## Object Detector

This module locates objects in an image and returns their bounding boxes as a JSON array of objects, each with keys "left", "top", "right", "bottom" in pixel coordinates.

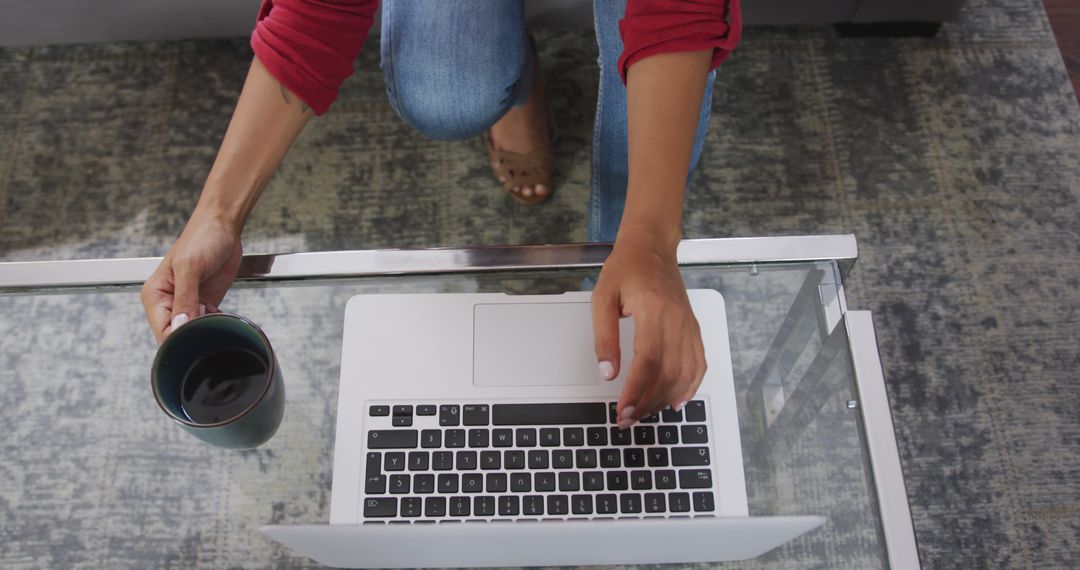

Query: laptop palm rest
[{"left": 472, "top": 302, "right": 634, "bottom": 387}]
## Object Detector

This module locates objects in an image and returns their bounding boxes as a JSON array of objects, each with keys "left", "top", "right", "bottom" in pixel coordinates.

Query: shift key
[{"left": 368, "top": 430, "right": 418, "bottom": 449}]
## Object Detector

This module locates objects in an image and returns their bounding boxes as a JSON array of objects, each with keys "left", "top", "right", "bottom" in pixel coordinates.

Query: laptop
[{"left": 263, "top": 290, "right": 824, "bottom": 567}]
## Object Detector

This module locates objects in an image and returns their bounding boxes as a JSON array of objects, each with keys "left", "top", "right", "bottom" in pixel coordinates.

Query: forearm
[
  {"left": 619, "top": 49, "right": 713, "bottom": 250},
  {"left": 193, "top": 55, "right": 313, "bottom": 230}
]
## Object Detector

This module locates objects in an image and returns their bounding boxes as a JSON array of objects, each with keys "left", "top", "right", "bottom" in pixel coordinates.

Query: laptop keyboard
[{"left": 359, "top": 400, "right": 717, "bottom": 523}]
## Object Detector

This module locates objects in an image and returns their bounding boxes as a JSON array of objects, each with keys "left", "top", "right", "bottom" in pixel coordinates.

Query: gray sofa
[{"left": 1, "top": 0, "right": 965, "bottom": 47}]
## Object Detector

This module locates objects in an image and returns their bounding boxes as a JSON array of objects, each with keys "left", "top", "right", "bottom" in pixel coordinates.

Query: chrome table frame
[{"left": 0, "top": 234, "right": 918, "bottom": 569}]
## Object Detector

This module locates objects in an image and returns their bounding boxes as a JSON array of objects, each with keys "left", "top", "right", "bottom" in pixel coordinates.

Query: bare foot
[{"left": 488, "top": 40, "right": 551, "bottom": 200}]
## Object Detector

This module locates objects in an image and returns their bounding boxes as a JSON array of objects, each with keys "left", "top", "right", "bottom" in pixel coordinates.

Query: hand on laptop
[
  {"left": 140, "top": 212, "right": 243, "bottom": 344},
  {"left": 592, "top": 234, "right": 706, "bottom": 430}
]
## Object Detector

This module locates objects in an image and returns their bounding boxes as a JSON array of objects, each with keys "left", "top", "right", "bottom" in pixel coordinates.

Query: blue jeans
[{"left": 380, "top": 0, "right": 715, "bottom": 243}]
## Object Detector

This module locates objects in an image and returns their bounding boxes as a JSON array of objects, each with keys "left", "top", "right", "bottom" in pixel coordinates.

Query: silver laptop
[{"left": 263, "top": 290, "right": 824, "bottom": 567}]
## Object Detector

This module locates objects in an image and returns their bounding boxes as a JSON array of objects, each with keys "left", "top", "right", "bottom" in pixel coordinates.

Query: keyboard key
[
  {"left": 685, "top": 400, "right": 707, "bottom": 422},
  {"left": 528, "top": 450, "right": 550, "bottom": 469},
  {"left": 583, "top": 471, "right": 604, "bottom": 491},
  {"left": 408, "top": 451, "right": 429, "bottom": 471},
  {"left": 640, "top": 413, "right": 659, "bottom": 424},
  {"left": 480, "top": 450, "right": 501, "bottom": 470},
  {"left": 586, "top": 427, "right": 607, "bottom": 446},
  {"left": 574, "top": 449, "right": 597, "bottom": 469},
  {"left": 559, "top": 472, "right": 580, "bottom": 492},
  {"left": 365, "top": 475, "right": 386, "bottom": 494},
  {"left": 606, "top": 471, "right": 629, "bottom": 490},
  {"left": 661, "top": 408, "right": 683, "bottom": 423},
  {"left": 366, "top": 452, "right": 382, "bottom": 476},
  {"left": 522, "top": 495, "right": 545, "bottom": 516},
  {"left": 633, "top": 426, "right": 655, "bottom": 445},
  {"left": 463, "top": 404, "right": 490, "bottom": 426},
  {"left": 421, "top": 430, "right": 442, "bottom": 448},
  {"left": 499, "top": 496, "right": 520, "bottom": 516},
  {"left": 681, "top": 425, "right": 708, "bottom": 444},
  {"left": 486, "top": 473, "right": 507, "bottom": 493},
  {"left": 492, "top": 403, "right": 607, "bottom": 425},
  {"left": 547, "top": 495, "right": 569, "bottom": 515},
  {"left": 392, "top": 416, "right": 412, "bottom": 427},
  {"left": 432, "top": 451, "right": 453, "bottom": 471},
  {"left": 416, "top": 405, "right": 437, "bottom": 416},
  {"left": 658, "top": 425, "right": 680, "bottom": 445},
  {"left": 369, "top": 405, "right": 390, "bottom": 417},
  {"left": 445, "top": 429, "right": 466, "bottom": 448},
  {"left": 655, "top": 470, "right": 677, "bottom": 489},
  {"left": 679, "top": 469, "right": 713, "bottom": 489},
  {"left": 623, "top": 448, "right": 645, "bottom": 467},
  {"left": 669, "top": 492, "right": 691, "bottom": 512},
  {"left": 572, "top": 494, "right": 593, "bottom": 515},
  {"left": 600, "top": 449, "right": 621, "bottom": 468},
  {"left": 608, "top": 402, "right": 619, "bottom": 423},
  {"left": 693, "top": 491, "right": 715, "bottom": 512},
  {"left": 363, "top": 497, "right": 396, "bottom": 517},
  {"left": 644, "top": 493, "right": 666, "bottom": 513},
  {"left": 368, "top": 430, "right": 418, "bottom": 449},
  {"left": 384, "top": 452, "right": 405, "bottom": 471},
  {"left": 540, "top": 428, "right": 560, "bottom": 447},
  {"left": 456, "top": 451, "right": 478, "bottom": 470},
  {"left": 439, "top": 405, "right": 461, "bottom": 426},
  {"left": 389, "top": 474, "right": 409, "bottom": 494},
  {"left": 414, "top": 474, "right": 435, "bottom": 494},
  {"left": 620, "top": 493, "right": 642, "bottom": 513},
  {"left": 438, "top": 473, "right": 459, "bottom": 493},
  {"left": 492, "top": 429, "right": 513, "bottom": 447},
  {"left": 552, "top": 450, "right": 574, "bottom": 469},
  {"left": 534, "top": 472, "right": 556, "bottom": 492},
  {"left": 647, "top": 448, "right": 669, "bottom": 467},
  {"left": 630, "top": 470, "right": 652, "bottom": 490},
  {"left": 392, "top": 405, "right": 413, "bottom": 417},
  {"left": 462, "top": 473, "right": 483, "bottom": 493},
  {"left": 474, "top": 496, "right": 496, "bottom": 516},
  {"left": 672, "top": 447, "right": 710, "bottom": 466},
  {"left": 562, "top": 427, "right": 585, "bottom": 446},
  {"left": 450, "top": 496, "right": 471, "bottom": 516},
  {"left": 425, "top": 496, "right": 447, "bottom": 517},
  {"left": 596, "top": 494, "right": 618, "bottom": 514},
  {"left": 516, "top": 428, "right": 537, "bottom": 447},
  {"left": 511, "top": 473, "right": 531, "bottom": 492},
  {"left": 504, "top": 450, "right": 526, "bottom": 470},
  {"left": 610, "top": 427, "right": 632, "bottom": 446},
  {"left": 468, "top": 429, "right": 489, "bottom": 448}
]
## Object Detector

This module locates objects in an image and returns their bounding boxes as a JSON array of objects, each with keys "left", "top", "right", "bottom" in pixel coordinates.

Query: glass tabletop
[{"left": 0, "top": 237, "right": 913, "bottom": 569}]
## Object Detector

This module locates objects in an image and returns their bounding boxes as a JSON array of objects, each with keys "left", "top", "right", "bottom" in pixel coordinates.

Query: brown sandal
[{"left": 485, "top": 131, "right": 554, "bottom": 205}]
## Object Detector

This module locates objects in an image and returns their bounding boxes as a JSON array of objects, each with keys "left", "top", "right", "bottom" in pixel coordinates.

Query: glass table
[{"left": 0, "top": 235, "right": 918, "bottom": 569}]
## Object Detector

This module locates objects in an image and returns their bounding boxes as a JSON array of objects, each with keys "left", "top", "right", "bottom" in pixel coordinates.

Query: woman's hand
[
  {"left": 140, "top": 212, "right": 244, "bottom": 344},
  {"left": 592, "top": 232, "right": 706, "bottom": 429}
]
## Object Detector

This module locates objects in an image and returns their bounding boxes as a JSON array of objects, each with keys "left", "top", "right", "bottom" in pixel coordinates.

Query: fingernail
[
  {"left": 618, "top": 405, "right": 636, "bottom": 421},
  {"left": 598, "top": 361, "right": 615, "bottom": 381},
  {"left": 617, "top": 418, "right": 636, "bottom": 430},
  {"left": 197, "top": 304, "right": 206, "bottom": 317},
  {"left": 171, "top": 313, "right": 189, "bottom": 330},
  {"left": 675, "top": 400, "right": 688, "bottom": 412}
]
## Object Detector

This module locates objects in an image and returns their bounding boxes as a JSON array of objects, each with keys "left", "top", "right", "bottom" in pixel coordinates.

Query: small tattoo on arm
[{"left": 279, "top": 83, "right": 311, "bottom": 114}]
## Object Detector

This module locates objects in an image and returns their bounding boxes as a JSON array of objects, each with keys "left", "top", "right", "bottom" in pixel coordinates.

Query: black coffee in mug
[{"left": 179, "top": 348, "right": 270, "bottom": 424}]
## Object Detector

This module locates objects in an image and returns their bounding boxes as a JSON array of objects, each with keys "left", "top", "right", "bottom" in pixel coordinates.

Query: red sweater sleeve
[
  {"left": 250, "top": 0, "right": 378, "bottom": 115},
  {"left": 618, "top": 0, "right": 742, "bottom": 83}
]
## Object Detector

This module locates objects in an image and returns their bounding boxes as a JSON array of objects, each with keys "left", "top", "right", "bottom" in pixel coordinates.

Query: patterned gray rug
[{"left": 1, "top": 0, "right": 1079, "bottom": 567}]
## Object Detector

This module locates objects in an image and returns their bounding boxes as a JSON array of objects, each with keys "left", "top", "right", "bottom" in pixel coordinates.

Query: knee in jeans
[{"left": 391, "top": 77, "right": 508, "bottom": 141}]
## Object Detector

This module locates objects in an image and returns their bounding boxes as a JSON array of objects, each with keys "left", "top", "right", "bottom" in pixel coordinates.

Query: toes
[
  {"left": 535, "top": 185, "right": 548, "bottom": 196},
  {"left": 522, "top": 187, "right": 534, "bottom": 197}
]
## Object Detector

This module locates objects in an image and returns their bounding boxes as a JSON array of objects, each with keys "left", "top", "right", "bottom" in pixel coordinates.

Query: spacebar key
[
  {"left": 367, "top": 430, "right": 418, "bottom": 449},
  {"left": 492, "top": 403, "right": 607, "bottom": 425}
]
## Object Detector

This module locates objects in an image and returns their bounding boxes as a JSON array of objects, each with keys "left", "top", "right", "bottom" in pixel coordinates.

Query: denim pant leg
[
  {"left": 589, "top": 1, "right": 717, "bottom": 243},
  {"left": 380, "top": 0, "right": 532, "bottom": 141}
]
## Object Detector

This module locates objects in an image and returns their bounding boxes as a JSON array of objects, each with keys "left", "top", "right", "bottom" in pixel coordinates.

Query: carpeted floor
[{"left": 1, "top": 0, "right": 1079, "bottom": 567}]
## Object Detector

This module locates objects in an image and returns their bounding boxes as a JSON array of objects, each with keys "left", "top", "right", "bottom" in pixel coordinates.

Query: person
[{"left": 141, "top": 0, "right": 741, "bottom": 430}]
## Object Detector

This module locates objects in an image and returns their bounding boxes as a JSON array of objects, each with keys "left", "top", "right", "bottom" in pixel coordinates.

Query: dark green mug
[{"left": 151, "top": 313, "right": 285, "bottom": 449}]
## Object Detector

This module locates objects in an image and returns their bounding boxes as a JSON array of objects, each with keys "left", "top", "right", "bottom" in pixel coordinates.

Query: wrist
[{"left": 614, "top": 219, "right": 682, "bottom": 255}]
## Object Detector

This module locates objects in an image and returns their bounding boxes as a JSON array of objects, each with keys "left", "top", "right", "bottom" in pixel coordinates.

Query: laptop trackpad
[{"left": 473, "top": 302, "right": 631, "bottom": 387}]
